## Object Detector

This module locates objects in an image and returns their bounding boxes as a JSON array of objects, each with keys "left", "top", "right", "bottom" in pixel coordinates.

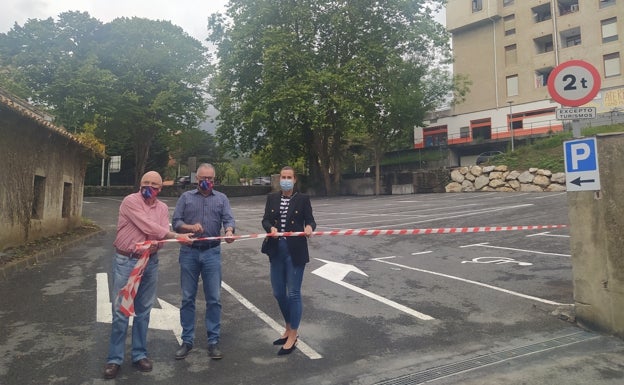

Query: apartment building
[{"left": 417, "top": 0, "right": 623, "bottom": 166}]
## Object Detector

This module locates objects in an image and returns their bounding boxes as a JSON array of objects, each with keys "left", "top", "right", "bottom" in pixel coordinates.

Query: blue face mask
[
  {"left": 199, "top": 179, "right": 214, "bottom": 192},
  {"left": 141, "top": 186, "right": 157, "bottom": 200},
  {"left": 280, "top": 179, "right": 294, "bottom": 191}
]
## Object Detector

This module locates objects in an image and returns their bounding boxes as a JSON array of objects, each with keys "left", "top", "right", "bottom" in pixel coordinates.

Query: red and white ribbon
[
  {"left": 137, "top": 224, "right": 568, "bottom": 247},
  {"left": 116, "top": 247, "right": 151, "bottom": 317}
]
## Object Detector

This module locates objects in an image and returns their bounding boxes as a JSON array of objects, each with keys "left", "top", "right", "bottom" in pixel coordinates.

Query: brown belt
[{"left": 115, "top": 248, "right": 155, "bottom": 259}]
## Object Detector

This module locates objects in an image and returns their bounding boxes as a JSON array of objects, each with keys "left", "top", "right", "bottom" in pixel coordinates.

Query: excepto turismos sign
[{"left": 556, "top": 107, "right": 596, "bottom": 120}]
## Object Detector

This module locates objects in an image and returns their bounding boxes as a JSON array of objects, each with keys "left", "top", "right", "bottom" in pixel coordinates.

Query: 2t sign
[
  {"left": 548, "top": 60, "right": 601, "bottom": 107},
  {"left": 564, "top": 138, "right": 601, "bottom": 191}
]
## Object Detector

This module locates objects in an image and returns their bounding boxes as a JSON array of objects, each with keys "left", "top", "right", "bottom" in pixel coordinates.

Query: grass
[{"left": 481, "top": 124, "right": 624, "bottom": 173}]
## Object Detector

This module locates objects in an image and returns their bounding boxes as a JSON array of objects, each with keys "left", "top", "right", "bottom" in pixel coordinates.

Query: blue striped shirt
[{"left": 172, "top": 189, "right": 235, "bottom": 237}]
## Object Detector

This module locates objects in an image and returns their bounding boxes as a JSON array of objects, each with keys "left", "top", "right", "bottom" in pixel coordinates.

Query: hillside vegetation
[{"left": 484, "top": 124, "right": 624, "bottom": 173}]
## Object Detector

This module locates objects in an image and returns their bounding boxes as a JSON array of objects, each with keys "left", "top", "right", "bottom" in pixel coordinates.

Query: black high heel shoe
[
  {"left": 277, "top": 339, "right": 297, "bottom": 355},
  {"left": 273, "top": 337, "right": 288, "bottom": 345}
]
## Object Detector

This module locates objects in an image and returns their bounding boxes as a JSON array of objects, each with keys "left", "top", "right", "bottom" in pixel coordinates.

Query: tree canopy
[
  {"left": 0, "top": 11, "right": 212, "bottom": 185},
  {"left": 208, "top": 0, "right": 454, "bottom": 195}
]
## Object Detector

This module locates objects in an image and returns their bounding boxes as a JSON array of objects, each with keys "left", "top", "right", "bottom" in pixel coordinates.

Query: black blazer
[{"left": 261, "top": 191, "right": 316, "bottom": 266}]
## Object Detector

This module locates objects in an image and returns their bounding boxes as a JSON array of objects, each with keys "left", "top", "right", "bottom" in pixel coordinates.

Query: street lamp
[{"left": 507, "top": 101, "right": 514, "bottom": 152}]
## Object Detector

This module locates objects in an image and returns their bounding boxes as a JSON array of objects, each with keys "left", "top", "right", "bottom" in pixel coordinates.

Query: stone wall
[{"left": 445, "top": 165, "right": 567, "bottom": 192}]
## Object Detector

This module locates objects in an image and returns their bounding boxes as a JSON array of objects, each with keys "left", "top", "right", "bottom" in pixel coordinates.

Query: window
[
  {"left": 505, "top": 44, "right": 517, "bottom": 65},
  {"left": 602, "top": 18, "right": 618, "bottom": 43},
  {"left": 534, "top": 35, "right": 554, "bottom": 53},
  {"left": 504, "top": 14, "right": 516, "bottom": 36},
  {"left": 32, "top": 175, "right": 46, "bottom": 219},
  {"left": 472, "top": 0, "right": 482, "bottom": 12},
  {"left": 534, "top": 68, "right": 552, "bottom": 88},
  {"left": 62, "top": 182, "right": 72, "bottom": 218},
  {"left": 561, "top": 27, "right": 582, "bottom": 48},
  {"left": 599, "top": 0, "right": 616, "bottom": 9},
  {"left": 604, "top": 53, "right": 621, "bottom": 77},
  {"left": 460, "top": 126, "right": 470, "bottom": 138},
  {"left": 503, "top": 0, "right": 514, "bottom": 6},
  {"left": 506, "top": 75, "right": 519, "bottom": 97},
  {"left": 532, "top": 4, "right": 551, "bottom": 23},
  {"left": 471, "top": 118, "right": 492, "bottom": 140}
]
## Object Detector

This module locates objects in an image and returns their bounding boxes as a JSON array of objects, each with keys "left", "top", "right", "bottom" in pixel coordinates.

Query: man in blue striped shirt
[{"left": 172, "top": 163, "right": 235, "bottom": 361}]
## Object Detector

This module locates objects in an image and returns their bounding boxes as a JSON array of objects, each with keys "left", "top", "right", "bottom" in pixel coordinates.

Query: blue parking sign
[
  {"left": 565, "top": 138, "right": 597, "bottom": 172},
  {"left": 564, "top": 137, "right": 600, "bottom": 191}
]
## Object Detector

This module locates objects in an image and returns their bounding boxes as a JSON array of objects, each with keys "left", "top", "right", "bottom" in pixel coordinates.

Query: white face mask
[{"left": 280, "top": 179, "right": 294, "bottom": 191}]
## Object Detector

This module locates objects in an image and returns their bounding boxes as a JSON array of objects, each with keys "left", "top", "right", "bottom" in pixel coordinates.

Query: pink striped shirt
[{"left": 113, "top": 192, "right": 170, "bottom": 254}]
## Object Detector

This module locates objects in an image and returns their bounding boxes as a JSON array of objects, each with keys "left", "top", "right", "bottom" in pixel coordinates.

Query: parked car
[
  {"left": 476, "top": 151, "right": 504, "bottom": 165},
  {"left": 177, "top": 175, "right": 191, "bottom": 186},
  {"left": 252, "top": 176, "right": 271, "bottom": 185}
]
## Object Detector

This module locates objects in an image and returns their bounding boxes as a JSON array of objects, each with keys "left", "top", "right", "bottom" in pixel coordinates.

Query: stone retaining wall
[{"left": 445, "top": 165, "right": 567, "bottom": 192}]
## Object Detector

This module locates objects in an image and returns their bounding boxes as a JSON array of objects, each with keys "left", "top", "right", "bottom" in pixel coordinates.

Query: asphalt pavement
[{"left": 1, "top": 192, "right": 624, "bottom": 385}]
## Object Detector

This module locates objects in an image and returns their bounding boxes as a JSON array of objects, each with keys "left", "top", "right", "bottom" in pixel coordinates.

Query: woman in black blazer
[{"left": 261, "top": 166, "right": 316, "bottom": 355}]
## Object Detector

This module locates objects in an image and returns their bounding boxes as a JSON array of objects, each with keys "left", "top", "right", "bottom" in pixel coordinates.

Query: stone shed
[{"left": 0, "top": 89, "right": 97, "bottom": 250}]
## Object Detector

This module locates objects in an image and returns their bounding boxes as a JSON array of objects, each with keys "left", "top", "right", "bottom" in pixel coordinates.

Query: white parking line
[
  {"left": 372, "top": 256, "right": 572, "bottom": 306},
  {"left": 221, "top": 282, "right": 323, "bottom": 360},
  {"left": 320, "top": 204, "right": 534, "bottom": 229},
  {"left": 526, "top": 231, "right": 570, "bottom": 238},
  {"left": 460, "top": 242, "right": 571, "bottom": 257}
]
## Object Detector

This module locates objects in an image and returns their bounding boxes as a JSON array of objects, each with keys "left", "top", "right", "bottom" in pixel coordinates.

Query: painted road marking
[
  {"left": 461, "top": 257, "right": 532, "bottom": 266},
  {"left": 221, "top": 282, "right": 322, "bottom": 360},
  {"left": 461, "top": 242, "right": 571, "bottom": 257},
  {"left": 97, "top": 273, "right": 322, "bottom": 358},
  {"left": 96, "top": 273, "right": 183, "bottom": 344},
  {"left": 372, "top": 256, "right": 571, "bottom": 306},
  {"left": 526, "top": 231, "right": 570, "bottom": 238},
  {"left": 312, "top": 258, "right": 435, "bottom": 320}
]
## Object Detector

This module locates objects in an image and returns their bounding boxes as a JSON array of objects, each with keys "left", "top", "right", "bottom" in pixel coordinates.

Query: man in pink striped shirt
[{"left": 103, "top": 171, "right": 192, "bottom": 380}]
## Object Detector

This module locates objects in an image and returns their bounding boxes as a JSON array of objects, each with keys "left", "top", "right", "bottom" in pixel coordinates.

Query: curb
[{"left": 0, "top": 227, "right": 105, "bottom": 281}]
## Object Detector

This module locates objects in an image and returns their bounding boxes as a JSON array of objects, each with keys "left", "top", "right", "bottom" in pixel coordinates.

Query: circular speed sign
[{"left": 547, "top": 60, "right": 601, "bottom": 107}]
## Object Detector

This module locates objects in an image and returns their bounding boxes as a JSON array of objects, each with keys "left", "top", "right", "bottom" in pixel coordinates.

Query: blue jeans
[
  {"left": 179, "top": 245, "right": 222, "bottom": 346},
  {"left": 107, "top": 253, "right": 159, "bottom": 365},
  {"left": 270, "top": 239, "right": 306, "bottom": 329}
]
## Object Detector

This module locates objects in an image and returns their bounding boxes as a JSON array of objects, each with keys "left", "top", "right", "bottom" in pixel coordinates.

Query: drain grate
[{"left": 374, "top": 331, "right": 598, "bottom": 385}]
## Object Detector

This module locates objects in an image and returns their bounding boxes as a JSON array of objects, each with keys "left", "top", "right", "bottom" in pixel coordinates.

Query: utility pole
[{"left": 508, "top": 101, "right": 514, "bottom": 151}]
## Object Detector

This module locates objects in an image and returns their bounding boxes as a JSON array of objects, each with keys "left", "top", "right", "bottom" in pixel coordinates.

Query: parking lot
[{"left": 2, "top": 191, "right": 624, "bottom": 385}]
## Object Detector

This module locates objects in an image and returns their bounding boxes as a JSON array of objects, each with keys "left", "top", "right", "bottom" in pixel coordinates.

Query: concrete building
[
  {"left": 0, "top": 89, "right": 98, "bottom": 250},
  {"left": 417, "top": 0, "right": 624, "bottom": 166}
]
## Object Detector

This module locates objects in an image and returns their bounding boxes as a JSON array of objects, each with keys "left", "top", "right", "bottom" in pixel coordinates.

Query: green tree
[
  {"left": 208, "top": 0, "right": 453, "bottom": 195},
  {"left": 0, "top": 12, "right": 211, "bottom": 185}
]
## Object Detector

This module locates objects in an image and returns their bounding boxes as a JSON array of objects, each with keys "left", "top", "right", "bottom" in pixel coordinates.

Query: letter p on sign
[{"left": 570, "top": 143, "right": 590, "bottom": 170}]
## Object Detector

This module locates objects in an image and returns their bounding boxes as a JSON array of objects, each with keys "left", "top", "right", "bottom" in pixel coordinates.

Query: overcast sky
[
  {"left": 0, "top": 0, "right": 230, "bottom": 42},
  {"left": 1, "top": 1, "right": 444, "bottom": 42}
]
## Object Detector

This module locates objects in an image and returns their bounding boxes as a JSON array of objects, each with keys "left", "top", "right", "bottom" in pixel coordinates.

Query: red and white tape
[{"left": 137, "top": 224, "right": 567, "bottom": 248}]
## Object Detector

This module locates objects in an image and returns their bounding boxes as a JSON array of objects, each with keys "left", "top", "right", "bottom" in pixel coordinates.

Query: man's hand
[
  {"left": 269, "top": 227, "right": 278, "bottom": 237},
  {"left": 185, "top": 223, "right": 203, "bottom": 234},
  {"left": 224, "top": 228, "right": 235, "bottom": 244},
  {"left": 176, "top": 233, "right": 195, "bottom": 246},
  {"left": 304, "top": 225, "right": 313, "bottom": 237}
]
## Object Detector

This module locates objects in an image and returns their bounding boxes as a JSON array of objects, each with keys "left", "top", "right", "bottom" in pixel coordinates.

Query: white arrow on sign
[
  {"left": 96, "top": 272, "right": 183, "bottom": 344},
  {"left": 311, "top": 258, "right": 434, "bottom": 320}
]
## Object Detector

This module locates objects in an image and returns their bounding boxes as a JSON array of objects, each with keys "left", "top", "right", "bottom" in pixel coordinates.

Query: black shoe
[
  {"left": 208, "top": 343, "right": 223, "bottom": 360},
  {"left": 175, "top": 342, "right": 192, "bottom": 360},
  {"left": 277, "top": 340, "right": 297, "bottom": 356},
  {"left": 273, "top": 337, "right": 288, "bottom": 345}
]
